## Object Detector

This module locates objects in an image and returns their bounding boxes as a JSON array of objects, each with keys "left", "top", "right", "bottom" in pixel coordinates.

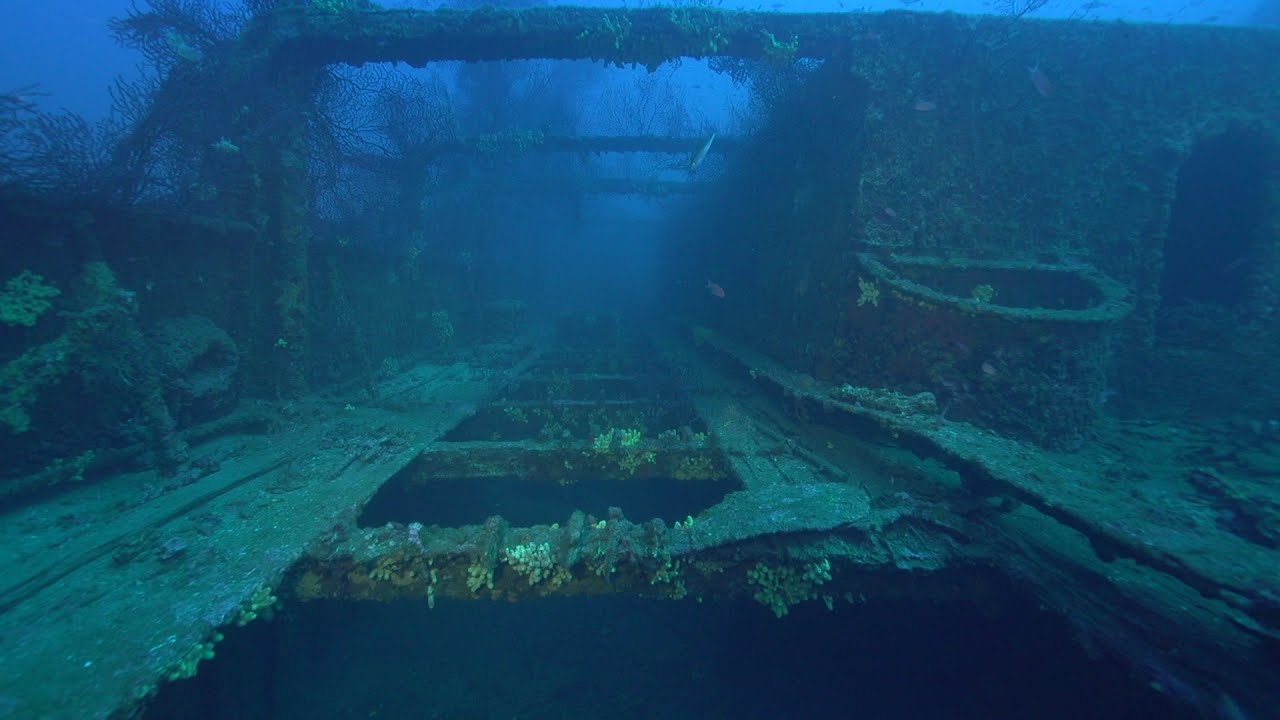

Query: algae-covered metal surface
[
  {"left": 1, "top": 1, "right": 1278, "bottom": 718},
  {"left": 0, "top": 350, "right": 540, "bottom": 719},
  {"left": 284, "top": 329, "right": 957, "bottom": 623},
  {"left": 687, "top": 326, "right": 1280, "bottom": 711},
  {"left": 2, "top": 318, "right": 1276, "bottom": 717},
  {"left": 255, "top": 5, "right": 898, "bottom": 68}
]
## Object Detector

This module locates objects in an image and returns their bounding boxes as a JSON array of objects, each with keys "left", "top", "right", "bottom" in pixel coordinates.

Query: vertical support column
[
  {"left": 270, "top": 116, "right": 311, "bottom": 398},
  {"left": 1252, "top": 158, "right": 1280, "bottom": 328},
  {"left": 219, "top": 22, "right": 322, "bottom": 400}
]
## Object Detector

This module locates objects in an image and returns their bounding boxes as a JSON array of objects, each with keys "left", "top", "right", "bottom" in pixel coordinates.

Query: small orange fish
[
  {"left": 1028, "top": 64, "right": 1054, "bottom": 98},
  {"left": 706, "top": 280, "right": 726, "bottom": 299}
]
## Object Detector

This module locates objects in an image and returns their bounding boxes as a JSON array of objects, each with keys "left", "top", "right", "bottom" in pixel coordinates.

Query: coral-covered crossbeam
[{"left": 254, "top": 4, "right": 881, "bottom": 69}]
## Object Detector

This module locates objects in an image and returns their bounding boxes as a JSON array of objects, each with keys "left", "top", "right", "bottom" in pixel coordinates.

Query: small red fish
[
  {"left": 706, "top": 280, "right": 726, "bottom": 299},
  {"left": 1028, "top": 64, "right": 1054, "bottom": 98}
]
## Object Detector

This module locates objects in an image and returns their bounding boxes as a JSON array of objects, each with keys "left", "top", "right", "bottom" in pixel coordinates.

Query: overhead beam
[
  {"left": 251, "top": 5, "right": 885, "bottom": 69},
  {"left": 539, "top": 177, "right": 708, "bottom": 195},
  {"left": 439, "top": 134, "right": 738, "bottom": 155}
]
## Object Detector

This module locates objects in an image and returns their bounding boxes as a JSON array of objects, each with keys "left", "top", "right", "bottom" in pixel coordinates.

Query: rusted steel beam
[
  {"left": 432, "top": 135, "right": 738, "bottom": 155},
  {"left": 576, "top": 178, "right": 706, "bottom": 195},
  {"left": 531, "top": 134, "right": 736, "bottom": 154},
  {"left": 250, "top": 5, "right": 884, "bottom": 68},
  {"left": 403, "top": 440, "right": 728, "bottom": 481},
  {"left": 289, "top": 498, "right": 968, "bottom": 609}
]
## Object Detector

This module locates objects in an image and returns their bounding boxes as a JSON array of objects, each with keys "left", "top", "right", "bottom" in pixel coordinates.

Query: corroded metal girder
[
  {"left": 250, "top": 5, "right": 886, "bottom": 69},
  {"left": 286, "top": 332, "right": 975, "bottom": 616},
  {"left": 403, "top": 440, "right": 727, "bottom": 480},
  {"left": 289, "top": 495, "right": 972, "bottom": 614},
  {"left": 439, "top": 135, "right": 740, "bottom": 155}
]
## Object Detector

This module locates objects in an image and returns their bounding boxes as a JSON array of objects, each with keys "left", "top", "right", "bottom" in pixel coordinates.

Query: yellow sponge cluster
[
  {"left": 747, "top": 558, "right": 832, "bottom": 618},
  {"left": 502, "top": 542, "right": 555, "bottom": 586}
]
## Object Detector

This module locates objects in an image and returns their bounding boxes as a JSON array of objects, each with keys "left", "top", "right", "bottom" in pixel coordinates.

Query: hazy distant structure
[{"left": 1253, "top": 0, "right": 1280, "bottom": 24}]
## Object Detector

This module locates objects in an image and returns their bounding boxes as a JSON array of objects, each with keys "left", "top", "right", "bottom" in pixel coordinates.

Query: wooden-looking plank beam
[{"left": 252, "top": 5, "right": 884, "bottom": 68}]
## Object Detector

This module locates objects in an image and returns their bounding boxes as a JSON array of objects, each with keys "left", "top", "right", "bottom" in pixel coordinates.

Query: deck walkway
[
  {"left": 0, "top": 349, "right": 539, "bottom": 720},
  {"left": 3, "top": 326, "right": 1276, "bottom": 718}
]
